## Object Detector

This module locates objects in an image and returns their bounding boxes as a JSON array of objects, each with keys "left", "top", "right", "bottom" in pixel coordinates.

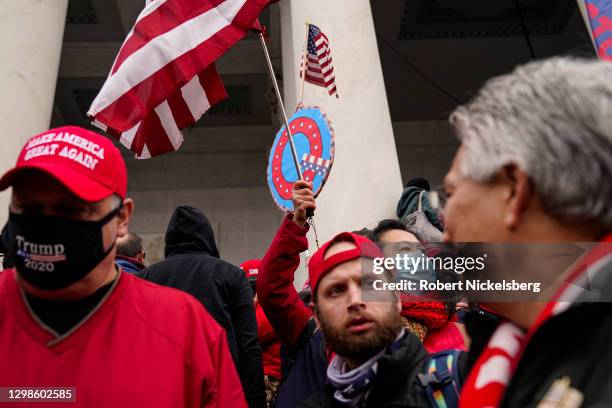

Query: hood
[
  {"left": 396, "top": 185, "right": 444, "bottom": 232},
  {"left": 164, "top": 206, "right": 220, "bottom": 258}
]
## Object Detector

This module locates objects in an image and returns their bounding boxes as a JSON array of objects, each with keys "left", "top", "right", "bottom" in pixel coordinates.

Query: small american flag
[
  {"left": 301, "top": 24, "right": 339, "bottom": 98},
  {"left": 88, "top": 0, "right": 272, "bottom": 158},
  {"left": 586, "top": 0, "right": 612, "bottom": 61},
  {"left": 300, "top": 153, "right": 331, "bottom": 179}
]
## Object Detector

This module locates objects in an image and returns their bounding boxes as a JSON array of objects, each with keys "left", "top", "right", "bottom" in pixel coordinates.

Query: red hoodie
[
  {"left": 256, "top": 303, "right": 282, "bottom": 380},
  {"left": 258, "top": 215, "right": 311, "bottom": 346},
  {"left": 0, "top": 270, "right": 246, "bottom": 407}
]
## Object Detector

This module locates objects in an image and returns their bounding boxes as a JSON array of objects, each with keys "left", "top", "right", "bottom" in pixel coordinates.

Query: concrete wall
[
  {"left": 130, "top": 187, "right": 284, "bottom": 267},
  {"left": 394, "top": 120, "right": 459, "bottom": 188}
]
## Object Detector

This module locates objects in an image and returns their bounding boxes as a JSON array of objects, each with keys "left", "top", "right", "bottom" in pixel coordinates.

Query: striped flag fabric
[
  {"left": 88, "top": 0, "right": 272, "bottom": 158},
  {"left": 586, "top": 0, "right": 612, "bottom": 61},
  {"left": 301, "top": 24, "right": 339, "bottom": 98},
  {"left": 300, "top": 153, "right": 331, "bottom": 179}
]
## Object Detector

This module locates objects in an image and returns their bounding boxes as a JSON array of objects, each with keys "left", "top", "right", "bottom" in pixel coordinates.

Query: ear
[
  {"left": 499, "top": 165, "right": 532, "bottom": 231},
  {"left": 395, "top": 299, "right": 402, "bottom": 315},
  {"left": 310, "top": 302, "right": 321, "bottom": 328},
  {"left": 116, "top": 198, "right": 134, "bottom": 238}
]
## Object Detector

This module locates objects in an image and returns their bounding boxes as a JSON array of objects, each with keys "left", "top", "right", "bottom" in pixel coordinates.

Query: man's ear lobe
[{"left": 501, "top": 165, "right": 532, "bottom": 230}]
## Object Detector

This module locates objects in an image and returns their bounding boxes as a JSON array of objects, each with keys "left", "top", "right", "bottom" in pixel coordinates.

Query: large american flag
[
  {"left": 586, "top": 0, "right": 612, "bottom": 61},
  {"left": 88, "top": 0, "right": 272, "bottom": 158},
  {"left": 301, "top": 24, "right": 338, "bottom": 98}
]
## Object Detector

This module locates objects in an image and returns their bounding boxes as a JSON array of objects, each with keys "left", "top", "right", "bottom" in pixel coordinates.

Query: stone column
[
  {"left": 279, "top": 0, "right": 402, "bottom": 285},
  {"left": 0, "top": 0, "right": 68, "bottom": 221}
]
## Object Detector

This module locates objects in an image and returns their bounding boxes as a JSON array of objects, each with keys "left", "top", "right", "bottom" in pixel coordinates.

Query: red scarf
[
  {"left": 459, "top": 321, "right": 525, "bottom": 408},
  {"left": 401, "top": 300, "right": 449, "bottom": 329},
  {"left": 460, "top": 235, "right": 612, "bottom": 408}
]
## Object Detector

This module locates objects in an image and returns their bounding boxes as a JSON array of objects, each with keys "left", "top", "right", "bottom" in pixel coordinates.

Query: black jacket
[
  {"left": 500, "top": 251, "right": 612, "bottom": 407},
  {"left": 141, "top": 206, "right": 265, "bottom": 408},
  {"left": 298, "top": 331, "right": 431, "bottom": 408}
]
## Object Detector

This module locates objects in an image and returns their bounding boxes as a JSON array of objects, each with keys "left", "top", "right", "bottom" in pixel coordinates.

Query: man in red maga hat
[
  {"left": 298, "top": 228, "right": 431, "bottom": 407},
  {"left": 0, "top": 126, "right": 245, "bottom": 407}
]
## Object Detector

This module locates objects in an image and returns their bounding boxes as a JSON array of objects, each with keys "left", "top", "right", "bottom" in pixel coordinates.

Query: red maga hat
[
  {"left": 240, "top": 259, "right": 261, "bottom": 280},
  {"left": 308, "top": 232, "right": 383, "bottom": 296},
  {"left": 0, "top": 126, "right": 127, "bottom": 202}
]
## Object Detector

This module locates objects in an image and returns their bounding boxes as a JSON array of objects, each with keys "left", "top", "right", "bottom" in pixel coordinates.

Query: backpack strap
[
  {"left": 417, "top": 349, "right": 463, "bottom": 408},
  {"left": 417, "top": 190, "right": 425, "bottom": 212}
]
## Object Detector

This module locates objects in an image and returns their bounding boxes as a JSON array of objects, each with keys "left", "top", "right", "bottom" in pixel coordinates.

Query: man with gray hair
[{"left": 442, "top": 57, "right": 612, "bottom": 407}]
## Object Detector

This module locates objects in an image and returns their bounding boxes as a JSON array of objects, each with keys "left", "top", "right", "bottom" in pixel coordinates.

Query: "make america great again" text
[{"left": 23, "top": 131, "right": 105, "bottom": 170}]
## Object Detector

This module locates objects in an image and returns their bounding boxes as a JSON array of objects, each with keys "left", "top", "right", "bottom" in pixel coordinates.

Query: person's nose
[{"left": 346, "top": 282, "right": 365, "bottom": 311}]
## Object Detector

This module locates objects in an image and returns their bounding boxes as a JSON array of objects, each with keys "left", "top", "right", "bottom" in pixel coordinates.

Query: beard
[{"left": 317, "top": 303, "right": 403, "bottom": 363}]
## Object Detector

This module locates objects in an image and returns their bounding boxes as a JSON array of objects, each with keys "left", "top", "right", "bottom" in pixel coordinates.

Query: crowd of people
[{"left": 0, "top": 56, "right": 610, "bottom": 407}]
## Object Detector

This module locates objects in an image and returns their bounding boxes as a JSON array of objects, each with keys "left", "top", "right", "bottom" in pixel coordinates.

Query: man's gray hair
[{"left": 450, "top": 57, "right": 612, "bottom": 232}]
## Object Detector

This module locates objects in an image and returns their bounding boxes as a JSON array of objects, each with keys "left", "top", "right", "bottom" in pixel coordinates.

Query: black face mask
[{"left": 2, "top": 206, "right": 121, "bottom": 290}]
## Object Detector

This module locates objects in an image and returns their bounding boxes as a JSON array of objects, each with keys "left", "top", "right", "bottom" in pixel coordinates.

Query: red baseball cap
[
  {"left": 308, "top": 232, "right": 383, "bottom": 296},
  {"left": 0, "top": 126, "right": 127, "bottom": 202},
  {"left": 240, "top": 259, "right": 261, "bottom": 280}
]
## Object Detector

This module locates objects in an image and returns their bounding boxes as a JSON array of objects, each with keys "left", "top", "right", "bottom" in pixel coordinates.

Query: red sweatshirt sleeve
[
  {"left": 257, "top": 305, "right": 278, "bottom": 347},
  {"left": 257, "top": 215, "right": 312, "bottom": 346}
]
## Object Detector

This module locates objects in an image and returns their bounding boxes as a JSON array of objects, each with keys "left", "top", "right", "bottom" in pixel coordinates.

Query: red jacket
[
  {"left": 257, "top": 215, "right": 311, "bottom": 346},
  {"left": 256, "top": 303, "right": 282, "bottom": 380},
  {"left": 0, "top": 270, "right": 246, "bottom": 408}
]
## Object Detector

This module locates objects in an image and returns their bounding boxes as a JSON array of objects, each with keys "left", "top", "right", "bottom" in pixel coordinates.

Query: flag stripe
[
  {"left": 90, "top": 0, "right": 245, "bottom": 116},
  {"left": 121, "top": 65, "right": 226, "bottom": 156},
  {"left": 181, "top": 75, "right": 210, "bottom": 120},
  {"left": 112, "top": 0, "right": 229, "bottom": 74},
  {"left": 120, "top": 121, "right": 140, "bottom": 149},
  {"left": 306, "top": 78, "right": 326, "bottom": 87},
  {"left": 199, "top": 65, "right": 228, "bottom": 106},
  {"left": 155, "top": 101, "right": 183, "bottom": 150},
  {"left": 168, "top": 89, "right": 195, "bottom": 130},
  {"left": 141, "top": 145, "right": 152, "bottom": 159},
  {"left": 138, "top": 112, "right": 175, "bottom": 156}
]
